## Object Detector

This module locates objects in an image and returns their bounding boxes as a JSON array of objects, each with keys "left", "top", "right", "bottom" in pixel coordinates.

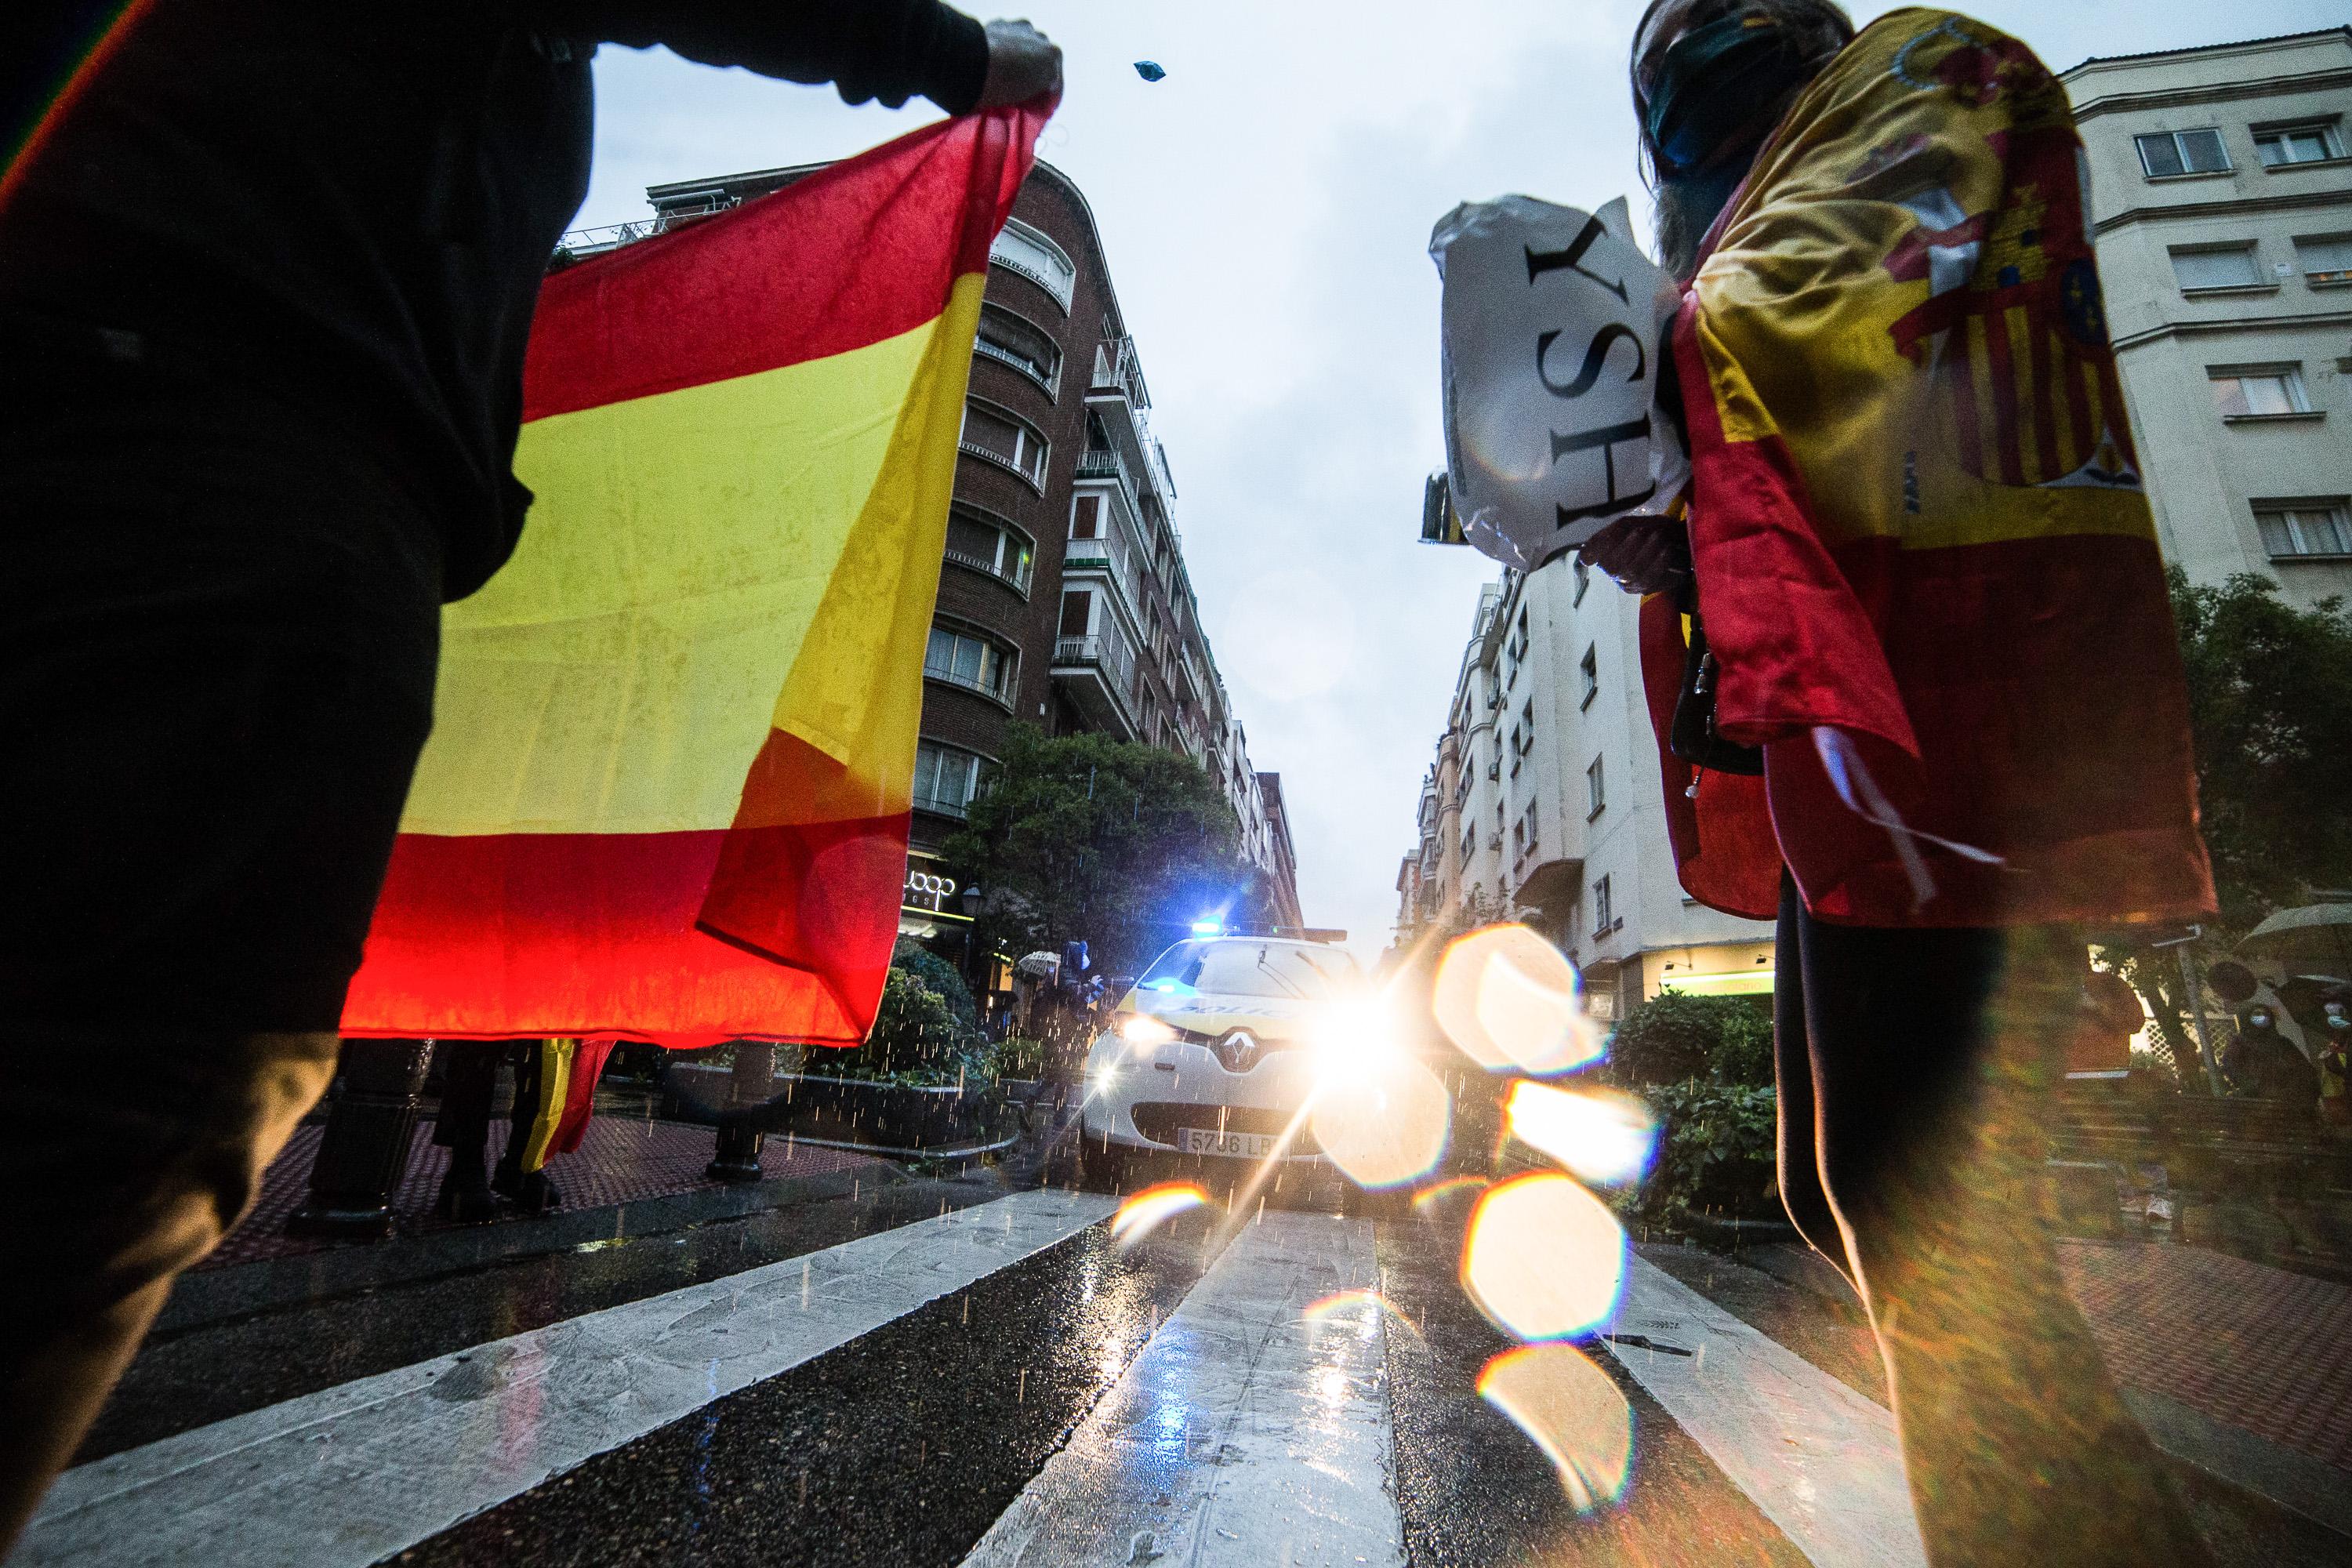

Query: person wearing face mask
[
  {"left": 1583, "top": 5, "right": 2219, "bottom": 1563},
  {"left": 2222, "top": 1004, "right": 2318, "bottom": 1108}
]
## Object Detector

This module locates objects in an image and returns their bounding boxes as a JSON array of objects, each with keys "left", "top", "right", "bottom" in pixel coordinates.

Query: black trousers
[
  {"left": 1773, "top": 877, "right": 2212, "bottom": 1566},
  {"left": 0, "top": 369, "right": 442, "bottom": 1550}
]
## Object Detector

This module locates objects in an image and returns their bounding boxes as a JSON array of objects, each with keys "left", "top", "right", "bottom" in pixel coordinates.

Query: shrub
[
  {"left": 1642, "top": 1080, "right": 1779, "bottom": 1221},
  {"left": 891, "top": 939, "right": 979, "bottom": 1030},
  {"left": 840, "top": 967, "right": 975, "bottom": 1084},
  {"left": 1609, "top": 990, "right": 1773, "bottom": 1088},
  {"left": 1608, "top": 989, "right": 1780, "bottom": 1231}
]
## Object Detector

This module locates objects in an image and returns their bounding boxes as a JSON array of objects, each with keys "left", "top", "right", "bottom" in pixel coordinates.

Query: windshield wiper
[{"left": 1254, "top": 947, "right": 1309, "bottom": 1000}]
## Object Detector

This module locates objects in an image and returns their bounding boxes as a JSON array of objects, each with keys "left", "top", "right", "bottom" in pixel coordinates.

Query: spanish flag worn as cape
[
  {"left": 340, "top": 104, "right": 1047, "bottom": 1047},
  {"left": 1644, "top": 9, "right": 2214, "bottom": 929}
]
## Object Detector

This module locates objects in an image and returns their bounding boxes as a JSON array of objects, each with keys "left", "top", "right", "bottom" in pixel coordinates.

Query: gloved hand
[
  {"left": 977, "top": 18, "right": 1062, "bottom": 107},
  {"left": 1578, "top": 512, "right": 1690, "bottom": 595}
]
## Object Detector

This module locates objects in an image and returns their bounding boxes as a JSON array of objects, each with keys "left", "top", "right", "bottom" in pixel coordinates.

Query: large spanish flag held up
[
  {"left": 340, "top": 103, "right": 1048, "bottom": 1048},
  {"left": 1645, "top": 9, "right": 2214, "bottom": 930}
]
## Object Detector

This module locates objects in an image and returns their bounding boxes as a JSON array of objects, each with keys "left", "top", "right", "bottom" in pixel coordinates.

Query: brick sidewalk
[
  {"left": 206, "top": 1108, "right": 881, "bottom": 1272},
  {"left": 2061, "top": 1240, "right": 2352, "bottom": 1472}
]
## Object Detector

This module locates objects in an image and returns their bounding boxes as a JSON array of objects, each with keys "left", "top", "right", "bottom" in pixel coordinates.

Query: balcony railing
[
  {"left": 942, "top": 543, "right": 1032, "bottom": 593},
  {"left": 1090, "top": 336, "right": 1151, "bottom": 410}
]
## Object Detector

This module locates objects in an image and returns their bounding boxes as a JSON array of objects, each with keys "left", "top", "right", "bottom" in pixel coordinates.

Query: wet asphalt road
[
  {"left": 397, "top": 1206, "right": 1230, "bottom": 1568},
  {"left": 57, "top": 1156, "right": 2352, "bottom": 1568},
  {"left": 82, "top": 1169, "right": 997, "bottom": 1462}
]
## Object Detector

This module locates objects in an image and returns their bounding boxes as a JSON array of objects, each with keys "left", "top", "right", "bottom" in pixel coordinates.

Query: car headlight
[{"left": 1117, "top": 1012, "right": 1178, "bottom": 1046}]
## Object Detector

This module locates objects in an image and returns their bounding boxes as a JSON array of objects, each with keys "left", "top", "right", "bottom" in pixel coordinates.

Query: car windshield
[{"left": 1136, "top": 940, "right": 1360, "bottom": 1000}]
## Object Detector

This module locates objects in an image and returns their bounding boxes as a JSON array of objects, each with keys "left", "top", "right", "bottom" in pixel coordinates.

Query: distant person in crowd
[
  {"left": 0, "top": 5, "right": 1060, "bottom": 1547},
  {"left": 2316, "top": 992, "right": 2350, "bottom": 1135},
  {"left": 1580, "top": 2, "right": 2217, "bottom": 1562},
  {"left": 2222, "top": 1005, "right": 2318, "bottom": 1108}
]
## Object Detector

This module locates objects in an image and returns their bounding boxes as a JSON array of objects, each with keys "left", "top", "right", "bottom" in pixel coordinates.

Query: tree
[
  {"left": 942, "top": 724, "right": 1260, "bottom": 976},
  {"left": 2095, "top": 569, "right": 2352, "bottom": 1087},
  {"left": 2168, "top": 567, "right": 2352, "bottom": 931}
]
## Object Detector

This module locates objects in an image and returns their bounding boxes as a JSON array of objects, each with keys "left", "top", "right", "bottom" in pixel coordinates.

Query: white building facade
[
  {"left": 1398, "top": 554, "right": 1772, "bottom": 1024},
  {"left": 2063, "top": 28, "right": 2352, "bottom": 607}
]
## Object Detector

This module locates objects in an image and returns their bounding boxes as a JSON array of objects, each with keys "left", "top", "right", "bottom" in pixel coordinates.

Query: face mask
[{"left": 1642, "top": 11, "right": 1822, "bottom": 180}]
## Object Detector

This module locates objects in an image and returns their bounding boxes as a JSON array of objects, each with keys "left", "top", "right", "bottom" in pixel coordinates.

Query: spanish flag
[
  {"left": 340, "top": 104, "right": 1047, "bottom": 1047},
  {"left": 1646, "top": 9, "right": 2213, "bottom": 928}
]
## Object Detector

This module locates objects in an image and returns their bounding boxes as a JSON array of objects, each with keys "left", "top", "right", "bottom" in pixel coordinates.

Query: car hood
[{"left": 1123, "top": 993, "right": 1319, "bottom": 1042}]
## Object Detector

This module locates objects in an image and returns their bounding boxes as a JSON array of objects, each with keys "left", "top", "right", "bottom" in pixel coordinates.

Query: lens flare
[
  {"left": 1477, "top": 1343, "right": 1634, "bottom": 1510},
  {"left": 1312, "top": 1053, "right": 1451, "bottom": 1190},
  {"left": 1461, "top": 1173, "right": 1626, "bottom": 1341},
  {"left": 1110, "top": 1181, "right": 1209, "bottom": 1248},
  {"left": 1433, "top": 925, "right": 1600, "bottom": 1076},
  {"left": 1412, "top": 1174, "right": 1490, "bottom": 1211},
  {"left": 1506, "top": 1081, "right": 1657, "bottom": 1186}
]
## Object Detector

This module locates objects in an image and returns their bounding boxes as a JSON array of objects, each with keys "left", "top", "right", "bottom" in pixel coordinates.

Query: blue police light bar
[{"left": 1190, "top": 916, "right": 1224, "bottom": 937}]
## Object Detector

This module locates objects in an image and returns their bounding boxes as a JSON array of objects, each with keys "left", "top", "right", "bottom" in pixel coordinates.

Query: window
[
  {"left": 960, "top": 398, "right": 1049, "bottom": 486},
  {"left": 988, "top": 217, "right": 1076, "bottom": 310},
  {"left": 1579, "top": 644, "right": 1599, "bottom": 709},
  {"left": 2296, "top": 234, "right": 2352, "bottom": 285},
  {"left": 2254, "top": 122, "right": 2344, "bottom": 169},
  {"left": 913, "top": 740, "right": 991, "bottom": 818},
  {"left": 1592, "top": 874, "right": 1615, "bottom": 936},
  {"left": 944, "top": 506, "right": 1033, "bottom": 592},
  {"left": 1508, "top": 723, "right": 1523, "bottom": 776},
  {"left": 925, "top": 623, "right": 1015, "bottom": 702},
  {"left": 2209, "top": 366, "right": 2312, "bottom": 419},
  {"left": 1573, "top": 555, "right": 1592, "bottom": 605},
  {"left": 1058, "top": 588, "right": 1094, "bottom": 637},
  {"left": 2134, "top": 128, "right": 2230, "bottom": 178},
  {"left": 1070, "top": 493, "right": 1101, "bottom": 539},
  {"left": 1461, "top": 821, "right": 1477, "bottom": 865},
  {"left": 1518, "top": 799, "right": 1541, "bottom": 862},
  {"left": 1587, "top": 755, "right": 1606, "bottom": 818},
  {"left": 2169, "top": 245, "right": 2262, "bottom": 292},
  {"left": 975, "top": 303, "right": 1062, "bottom": 394},
  {"left": 1520, "top": 699, "right": 1535, "bottom": 750},
  {"left": 2253, "top": 501, "right": 2352, "bottom": 560}
]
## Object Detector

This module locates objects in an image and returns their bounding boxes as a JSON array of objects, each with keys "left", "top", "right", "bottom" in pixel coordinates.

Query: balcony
[
  {"left": 1513, "top": 856, "right": 1586, "bottom": 920},
  {"left": 1051, "top": 634, "right": 1141, "bottom": 739},
  {"left": 1090, "top": 336, "right": 1152, "bottom": 411}
]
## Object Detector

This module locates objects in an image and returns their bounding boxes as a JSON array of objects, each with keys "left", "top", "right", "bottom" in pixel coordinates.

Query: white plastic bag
[{"left": 1430, "top": 195, "right": 1687, "bottom": 571}]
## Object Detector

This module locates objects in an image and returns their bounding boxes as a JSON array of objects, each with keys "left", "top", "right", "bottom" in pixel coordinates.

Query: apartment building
[
  {"left": 566, "top": 159, "right": 1302, "bottom": 951},
  {"left": 2063, "top": 28, "right": 2352, "bottom": 607},
  {"left": 1397, "top": 557, "right": 1771, "bottom": 1025}
]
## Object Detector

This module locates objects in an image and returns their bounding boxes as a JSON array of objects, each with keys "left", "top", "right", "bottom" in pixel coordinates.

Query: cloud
[{"left": 578, "top": 1, "right": 2347, "bottom": 955}]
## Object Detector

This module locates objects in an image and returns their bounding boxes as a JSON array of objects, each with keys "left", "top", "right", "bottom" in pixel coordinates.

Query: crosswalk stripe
[
  {"left": 961, "top": 1210, "right": 1406, "bottom": 1568},
  {"left": 18, "top": 1188, "right": 1116, "bottom": 1568},
  {"left": 1602, "top": 1254, "right": 1929, "bottom": 1568}
]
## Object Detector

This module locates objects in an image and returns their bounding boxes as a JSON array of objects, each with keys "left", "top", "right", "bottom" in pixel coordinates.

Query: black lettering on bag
[{"left": 1537, "top": 324, "right": 1646, "bottom": 399}]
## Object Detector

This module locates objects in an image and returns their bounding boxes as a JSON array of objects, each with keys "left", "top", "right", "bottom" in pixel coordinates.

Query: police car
[{"left": 1075, "top": 929, "right": 1368, "bottom": 1185}]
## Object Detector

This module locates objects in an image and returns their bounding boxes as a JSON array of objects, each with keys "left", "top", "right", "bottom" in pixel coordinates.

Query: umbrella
[
  {"left": 2237, "top": 903, "right": 2352, "bottom": 978},
  {"left": 1134, "top": 60, "right": 1167, "bottom": 82},
  {"left": 1014, "top": 951, "right": 1062, "bottom": 979}
]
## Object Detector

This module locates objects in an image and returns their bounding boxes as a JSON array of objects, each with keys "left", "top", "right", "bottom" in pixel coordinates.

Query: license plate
[{"left": 1177, "top": 1127, "right": 1277, "bottom": 1158}]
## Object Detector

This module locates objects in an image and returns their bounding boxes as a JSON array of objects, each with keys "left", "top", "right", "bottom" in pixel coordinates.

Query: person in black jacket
[{"left": 0, "top": 4, "right": 1058, "bottom": 1544}]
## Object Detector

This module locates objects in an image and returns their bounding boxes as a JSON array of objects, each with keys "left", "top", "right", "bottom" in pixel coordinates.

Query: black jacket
[{"left": 0, "top": 2, "right": 987, "bottom": 598}]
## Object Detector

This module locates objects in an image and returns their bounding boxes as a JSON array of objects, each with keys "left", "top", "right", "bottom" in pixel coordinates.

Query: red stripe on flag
[
  {"left": 343, "top": 827, "right": 901, "bottom": 1047},
  {"left": 2027, "top": 320, "right": 2060, "bottom": 480},
  {"left": 1982, "top": 306, "right": 2024, "bottom": 486},
  {"left": 524, "top": 103, "right": 1046, "bottom": 423}
]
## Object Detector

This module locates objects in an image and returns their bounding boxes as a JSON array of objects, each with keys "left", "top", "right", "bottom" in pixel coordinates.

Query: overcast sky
[{"left": 575, "top": 1, "right": 2340, "bottom": 960}]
